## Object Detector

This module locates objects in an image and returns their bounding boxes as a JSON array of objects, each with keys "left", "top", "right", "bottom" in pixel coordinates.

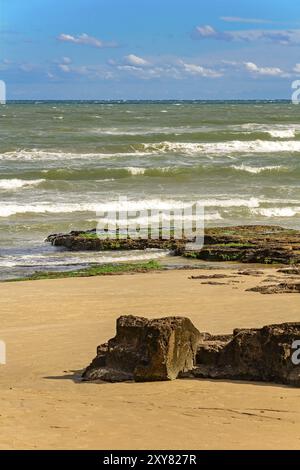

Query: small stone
[{"left": 237, "top": 269, "right": 264, "bottom": 276}]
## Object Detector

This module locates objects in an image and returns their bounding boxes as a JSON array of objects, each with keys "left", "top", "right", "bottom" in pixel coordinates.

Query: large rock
[
  {"left": 191, "top": 322, "right": 300, "bottom": 387},
  {"left": 82, "top": 315, "right": 201, "bottom": 382},
  {"left": 185, "top": 225, "right": 300, "bottom": 264},
  {"left": 82, "top": 316, "right": 300, "bottom": 387},
  {"left": 46, "top": 230, "right": 190, "bottom": 254}
]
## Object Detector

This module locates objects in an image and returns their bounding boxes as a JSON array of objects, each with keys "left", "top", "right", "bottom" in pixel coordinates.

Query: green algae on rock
[{"left": 46, "top": 225, "right": 300, "bottom": 265}]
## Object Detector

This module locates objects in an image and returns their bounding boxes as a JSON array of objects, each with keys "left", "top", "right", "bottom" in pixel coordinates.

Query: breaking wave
[{"left": 0, "top": 179, "right": 45, "bottom": 190}]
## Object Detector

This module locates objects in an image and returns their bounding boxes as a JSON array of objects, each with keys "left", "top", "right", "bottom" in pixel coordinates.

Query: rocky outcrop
[
  {"left": 247, "top": 282, "right": 300, "bottom": 294},
  {"left": 46, "top": 230, "right": 189, "bottom": 254},
  {"left": 82, "top": 315, "right": 201, "bottom": 382},
  {"left": 82, "top": 315, "right": 300, "bottom": 387},
  {"left": 47, "top": 225, "right": 300, "bottom": 265},
  {"left": 185, "top": 225, "right": 300, "bottom": 264},
  {"left": 277, "top": 267, "right": 300, "bottom": 275},
  {"left": 191, "top": 322, "right": 300, "bottom": 387}
]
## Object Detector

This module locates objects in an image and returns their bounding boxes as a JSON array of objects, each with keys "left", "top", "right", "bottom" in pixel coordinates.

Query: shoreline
[
  {"left": 3, "top": 257, "right": 290, "bottom": 283},
  {"left": 4, "top": 223, "right": 300, "bottom": 282},
  {"left": 2, "top": 223, "right": 300, "bottom": 282}
]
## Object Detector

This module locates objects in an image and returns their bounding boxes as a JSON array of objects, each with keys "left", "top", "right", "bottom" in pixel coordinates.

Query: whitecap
[
  {"left": 125, "top": 167, "right": 146, "bottom": 175},
  {"left": 0, "top": 179, "right": 45, "bottom": 190},
  {"left": 0, "top": 197, "right": 261, "bottom": 217},
  {"left": 251, "top": 207, "right": 300, "bottom": 217},
  {"left": 231, "top": 164, "right": 283, "bottom": 174},
  {"left": 267, "top": 129, "right": 296, "bottom": 139},
  {"left": 141, "top": 140, "right": 300, "bottom": 155}
]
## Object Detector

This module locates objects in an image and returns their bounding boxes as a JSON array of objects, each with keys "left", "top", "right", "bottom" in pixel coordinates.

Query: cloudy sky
[{"left": 1, "top": 0, "right": 300, "bottom": 99}]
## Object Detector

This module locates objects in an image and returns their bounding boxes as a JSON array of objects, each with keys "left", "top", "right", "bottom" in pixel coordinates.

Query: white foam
[
  {"left": 0, "top": 250, "right": 168, "bottom": 268},
  {"left": 125, "top": 167, "right": 146, "bottom": 175},
  {"left": 251, "top": 207, "right": 300, "bottom": 217},
  {"left": 141, "top": 140, "right": 300, "bottom": 155},
  {"left": 0, "top": 197, "right": 261, "bottom": 217},
  {"left": 204, "top": 212, "right": 223, "bottom": 221},
  {"left": 0, "top": 260, "right": 16, "bottom": 267},
  {"left": 201, "top": 197, "right": 260, "bottom": 208},
  {"left": 114, "top": 211, "right": 221, "bottom": 226},
  {"left": 90, "top": 126, "right": 197, "bottom": 136},
  {"left": 0, "top": 203, "right": 102, "bottom": 217},
  {"left": 0, "top": 149, "right": 153, "bottom": 161},
  {"left": 239, "top": 124, "right": 298, "bottom": 139},
  {"left": 0, "top": 179, "right": 45, "bottom": 190},
  {"left": 267, "top": 129, "right": 296, "bottom": 138},
  {"left": 3, "top": 140, "right": 300, "bottom": 162},
  {"left": 95, "top": 178, "right": 115, "bottom": 182},
  {"left": 231, "top": 164, "right": 283, "bottom": 174}
]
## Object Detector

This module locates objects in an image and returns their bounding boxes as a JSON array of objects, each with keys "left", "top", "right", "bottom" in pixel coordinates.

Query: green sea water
[{"left": 1, "top": 100, "right": 300, "bottom": 279}]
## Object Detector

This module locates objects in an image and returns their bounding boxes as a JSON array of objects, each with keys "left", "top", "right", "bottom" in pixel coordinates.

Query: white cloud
[
  {"left": 117, "top": 65, "right": 162, "bottom": 79},
  {"left": 19, "top": 63, "right": 35, "bottom": 72},
  {"left": 57, "top": 33, "right": 116, "bottom": 48},
  {"left": 56, "top": 61, "right": 115, "bottom": 79},
  {"left": 244, "top": 62, "right": 284, "bottom": 76},
  {"left": 124, "top": 54, "right": 149, "bottom": 66},
  {"left": 220, "top": 17, "right": 271, "bottom": 24},
  {"left": 194, "top": 25, "right": 217, "bottom": 38},
  {"left": 59, "top": 64, "right": 71, "bottom": 73},
  {"left": 181, "top": 62, "right": 223, "bottom": 78},
  {"left": 115, "top": 58, "right": 222, "bottom": 80},
  {"left": 193, "top": 24, "right": 300, "bottom": 45},
  {"left": 0, "top": 59, "right": 12, "bottom": 71},
  {"left": 293, "top": 64, "right": 300, "bottom": 73},
  {"left": 62, "top": 56, "right": 72, "bottom": 64},
  {"left": 221, "top": 60, "right": 239, "bottom": 66}
]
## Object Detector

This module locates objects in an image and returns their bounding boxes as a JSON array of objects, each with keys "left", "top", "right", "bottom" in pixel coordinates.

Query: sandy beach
[{"left": 0, "top": 267, "right": 299, "bottom": 450}]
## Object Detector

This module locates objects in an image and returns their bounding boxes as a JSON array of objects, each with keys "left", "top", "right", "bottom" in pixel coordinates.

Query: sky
[{"left": 1, "top": 0, "right": 300, "bottom": 99}]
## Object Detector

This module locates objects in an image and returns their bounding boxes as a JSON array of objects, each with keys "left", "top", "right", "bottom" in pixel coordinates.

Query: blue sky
[{"left": 1, "top": 0, "right": 300, "bottom": 99}]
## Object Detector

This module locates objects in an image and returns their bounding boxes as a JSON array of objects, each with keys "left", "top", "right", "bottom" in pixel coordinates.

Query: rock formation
[
  {"left": 46, "top": 230, "right": 189, "bottom": 254},
  {"left": 82, "top": 315, "right": 300, "bottom": 387},
  {"left": 277, "top": 267, "right": 300, "bottom": 275},
  {"left": 184, "top": 225, "right": 300, "bottom": 264},
  {"left": 191, "top": 322, "right": 300, "bottom": 387},
  {"left": 247, "top": 282, "right": 300, "bottom": 294},
  {"left": 82, "top": 315, "right": 201, "bottom": 382},
  {"left": 47, "top": 225, "right": 300, "bottom": 265}
]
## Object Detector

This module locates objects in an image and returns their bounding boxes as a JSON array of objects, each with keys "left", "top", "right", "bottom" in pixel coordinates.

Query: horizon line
[{"left": 4, "top": 98, "right": 292, "bottom": 103}]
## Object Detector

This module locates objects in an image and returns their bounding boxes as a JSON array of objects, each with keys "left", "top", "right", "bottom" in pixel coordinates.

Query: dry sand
[{"left": 0, "top": 267, "right": 300, "bottom": 450}]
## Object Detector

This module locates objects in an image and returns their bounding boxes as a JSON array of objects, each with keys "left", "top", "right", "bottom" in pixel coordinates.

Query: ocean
[{"left": 1, "top": 99, "right": 300, "bottom": 279}]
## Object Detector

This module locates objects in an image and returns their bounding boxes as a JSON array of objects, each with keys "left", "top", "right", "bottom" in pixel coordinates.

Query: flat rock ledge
[
  {"left": 46, "top": 230, "right": 189, "bottom": 254},
  {"left": 82, "top": 315, "right": 300, "bottom": 387},
  {"left": 247, "top": 282, "right": 300, "bottom": 294},
  {"left": 47, "top": 225, "right": 300, "bottom": 265}
]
